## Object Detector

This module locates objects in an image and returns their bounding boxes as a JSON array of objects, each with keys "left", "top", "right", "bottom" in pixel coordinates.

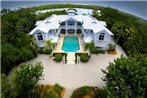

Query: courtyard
[{"left": 25, "top": 44, "right": 127, "bottom": 97}]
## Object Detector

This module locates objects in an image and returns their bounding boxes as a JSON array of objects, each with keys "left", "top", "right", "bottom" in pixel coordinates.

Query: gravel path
[{"left": 25, "top": 45, "right": 126, "bottom": 98}]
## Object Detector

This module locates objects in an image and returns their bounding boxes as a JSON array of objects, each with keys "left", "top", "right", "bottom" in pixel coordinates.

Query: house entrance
[{"left": 68, "top": 29, "right": 75, "bottom": 34}]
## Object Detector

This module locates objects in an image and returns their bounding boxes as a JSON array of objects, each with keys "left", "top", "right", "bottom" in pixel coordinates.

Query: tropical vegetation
[
  {"left": 1, "top": 62, "right": 44, "bottom": 98},
  {"left": 102, "top": 55, "right": 147, "bottom": 98}
]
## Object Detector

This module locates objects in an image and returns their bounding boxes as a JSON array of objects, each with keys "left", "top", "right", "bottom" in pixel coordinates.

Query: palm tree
[
  {"left": 43, "top": 38, "right": 54, "bottom": 50},
  {"left": 29, "top": 35, "right": 36, "bottom": 49},
  {"left": 84, "top": 43, "right": 91, "bottom": 51}
]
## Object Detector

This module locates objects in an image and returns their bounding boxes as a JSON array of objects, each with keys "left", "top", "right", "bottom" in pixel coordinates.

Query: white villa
[{"left": 29, "top": 9, "right": 114, "bottom": 50}]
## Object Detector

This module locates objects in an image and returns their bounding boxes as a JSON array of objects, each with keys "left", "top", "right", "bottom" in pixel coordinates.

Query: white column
[{"left": 74, "top": 29, "right": 76, "bottom": 35}]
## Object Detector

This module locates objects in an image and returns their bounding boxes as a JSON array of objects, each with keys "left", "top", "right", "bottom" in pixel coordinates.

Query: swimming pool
[{"left": 62, "top": 36, "right": 80, "bottom": 52}]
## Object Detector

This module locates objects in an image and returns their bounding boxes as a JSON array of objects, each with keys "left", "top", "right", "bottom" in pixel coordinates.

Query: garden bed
[
  {"left": 39, "top": 83, "right": 65, "bottom": 98},
  {"left": 107, "top": 50, "right": 117, "bottom": 55}
]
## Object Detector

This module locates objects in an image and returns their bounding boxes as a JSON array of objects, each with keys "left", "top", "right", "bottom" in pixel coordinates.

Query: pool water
[{"left": 62, "top": 36, "right": 80, "bottom": 52}]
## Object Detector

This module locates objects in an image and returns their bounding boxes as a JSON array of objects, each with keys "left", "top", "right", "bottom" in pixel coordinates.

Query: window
[
  {"left": 60, "top": 29, "right": 66, "bottom": 34},
  {"left": 60, "top": 22, "right": 65, "bottom": 26},
  {"left": 77, "top": 22, "right": 82, "bottom": 26},
  {"left": 99, "top": 33, "right": 105, "bottom": 41},
  {"left": 76, "top": 29, "right": 82, "bottom": 34},
  {"left": 37, "top": 33, "right": 43, "bottom": 41},
  {"left": 68, "top": 29, "right": 75, "bottom": 34},
  {"left": 67, "top": 20, "right": 75, "bottom": 26}
]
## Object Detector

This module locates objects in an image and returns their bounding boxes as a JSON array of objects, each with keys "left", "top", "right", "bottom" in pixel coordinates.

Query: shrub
[
  {"left": 90, "top": 46, "right": 98, "bottom": 54},
  {"left": 71, "top": 86, "right": 92, "bottom": 98},
  {"left": 96, "top": 49, "right": 105, "bottom": 54},
  {"left": 54, "top": 54, "right": 63, "bottom": 62},
  {"left": 90, "top": 46, "right": 105, "bottom": 54},
  {"left": 80, "top": 54, "right": 90, "bottom": 62},
  {"left": 38, "top": 49, "right": 52, "bottom": 54},
  {"left": 53, "top": 83, "right": 63, "bottom": 93},
  {"left": 108, "top": 43, "right": 116, "bottom": 51}
]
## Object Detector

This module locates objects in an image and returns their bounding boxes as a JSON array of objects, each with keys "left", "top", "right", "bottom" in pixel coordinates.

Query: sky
[{"left": 1, "top": 0, "right": 147, "bottom": 20}]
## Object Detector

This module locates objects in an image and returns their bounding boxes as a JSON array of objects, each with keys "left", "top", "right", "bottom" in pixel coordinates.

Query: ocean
[{"left": 1, "top": 1, "right": 147, "bottom": 20}]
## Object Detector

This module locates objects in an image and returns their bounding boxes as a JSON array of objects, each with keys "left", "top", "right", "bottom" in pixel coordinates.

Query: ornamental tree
[{"left": 102, "top": 55, "right": 147, "bottom": 98}]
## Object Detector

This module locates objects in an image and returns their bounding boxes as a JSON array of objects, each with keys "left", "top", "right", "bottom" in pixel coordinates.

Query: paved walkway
[
  {"left": 25, "top": 45, "right": 127, "bottom": 98},
  {"left": 67, "top": 52, "right": 75, "bottom": 64}
]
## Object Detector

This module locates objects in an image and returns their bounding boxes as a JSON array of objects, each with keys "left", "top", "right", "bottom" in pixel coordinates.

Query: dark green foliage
[
  {"left": 102, "top": 55, "right": 147, "bottom": 98},
  {"left": 80, "top": 54, "right": 90, "bottom": 62},
  {"left": 95, "top": 88, "right": 107, "bottom": 98},
  {"left": 1, "top": 8, "right": 38, "bottom": 74},
  {"left": 92, "top": 6, "right": 147, "bottom": 56},
  {"left": 38, "top": 48, "right": 52, "bottom": 54},
  {"left": 84, "top": 43, "right": 91, "bottom": 51},
  {"left": 53, "top": 83, "right": 63, "bottom": 94},
  {"left": 54, "top": 54, "right": 63, "bottom": 62},
  {"left": 1, "top": 73, "right": 18, "bottom": 98},
  {"left": 15, "top": 62, "right": 43, "bottom": 98}
]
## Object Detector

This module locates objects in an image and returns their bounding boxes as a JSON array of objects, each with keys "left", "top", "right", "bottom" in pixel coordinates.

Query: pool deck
[{"left": 53, "top": 34, "right": 86, "bottom": 64}]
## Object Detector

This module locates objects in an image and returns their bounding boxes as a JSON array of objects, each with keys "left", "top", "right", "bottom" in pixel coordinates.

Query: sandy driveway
[{"left": 25, "top": 45, "right": 126, "bottom": 97}]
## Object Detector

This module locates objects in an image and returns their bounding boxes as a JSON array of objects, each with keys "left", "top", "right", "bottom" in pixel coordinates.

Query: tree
[
  {"left": 1, "top": 73, "right": 18, "bottom": 98},
  {"left": 102, "top": 55, "right": 147, "bottom": 98},
  {"left": 14, "top": 62, "right": 44, "bottom": 98},
  {"left": 43, "top": 38, "right": 54, "bottom": 50}
]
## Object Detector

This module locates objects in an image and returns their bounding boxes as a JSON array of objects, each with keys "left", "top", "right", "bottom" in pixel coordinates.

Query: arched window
[
  {"left": 99, "top": 33, "right": 105, "bottom": 41},
  {"left": 76, "top": 29, "right": 82, "bottom": 34},
  {"left": 37, "top": 33, "right": 43, "bottom": 41},
  {"left": 60, "top": 29, "right": 66, "bottom": 34}
]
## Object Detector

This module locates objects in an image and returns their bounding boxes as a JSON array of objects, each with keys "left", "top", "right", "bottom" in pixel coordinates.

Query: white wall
[
  {"left": 93, "top": 30, "right": 112, "bottom": 50},
  {"left": 33, "top": 30, "right": 46, "bottom": 47}
]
